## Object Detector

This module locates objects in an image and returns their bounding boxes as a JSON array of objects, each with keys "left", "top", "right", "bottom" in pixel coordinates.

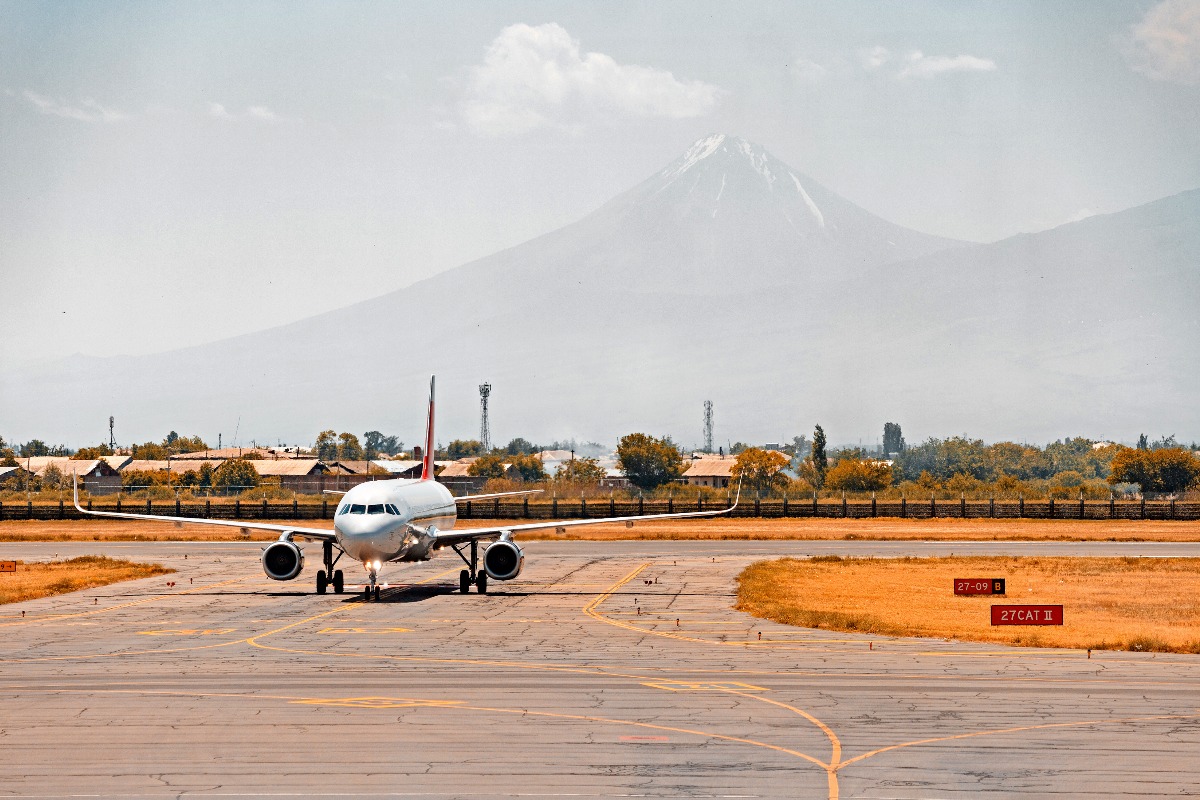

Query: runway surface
[{"left": 2, "top": 538, "right": 1199, "bottom": 798}]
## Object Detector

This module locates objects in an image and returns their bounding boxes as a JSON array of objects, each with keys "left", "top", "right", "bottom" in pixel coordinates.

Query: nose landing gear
[{"left": 364, "top": 563, "right": 381, "bottom": 601}]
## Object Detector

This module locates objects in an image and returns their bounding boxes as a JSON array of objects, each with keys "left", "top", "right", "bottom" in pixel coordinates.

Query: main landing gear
[
  {"left": 453, "top": 540, "right": 488, "bottom": 594},
  {"left": 316, "top": 540, "right": 345, "bottom": 595}
]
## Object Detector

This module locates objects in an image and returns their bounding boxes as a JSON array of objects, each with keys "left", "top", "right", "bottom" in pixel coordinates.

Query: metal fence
[{"left": 2, "top": 497, "right": 1197, "bottom": 522}]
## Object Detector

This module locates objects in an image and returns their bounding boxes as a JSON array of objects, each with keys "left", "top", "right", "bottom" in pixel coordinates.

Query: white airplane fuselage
[{"left": 333, "top": 478, "right": 457, "bottom": 566}]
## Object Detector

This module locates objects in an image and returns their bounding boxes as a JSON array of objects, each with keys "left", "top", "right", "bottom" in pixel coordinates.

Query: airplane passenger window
[
  {"left": 367, "top": 504, "right": 385, "bottom": 514},
  {"left": 349, "top": 504, "right": 366, "bottom": 514}
]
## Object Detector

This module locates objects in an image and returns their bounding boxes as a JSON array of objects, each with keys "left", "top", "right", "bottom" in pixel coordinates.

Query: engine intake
[
  {"left": 262, "top": 540, "right": 304, "bottom": 581},
  {"left": 483, "top": 540, "right": 524, "bottom": 581}
]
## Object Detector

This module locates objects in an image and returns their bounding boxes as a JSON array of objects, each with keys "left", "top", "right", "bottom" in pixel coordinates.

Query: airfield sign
[
  {"left": 0, "top": 561, "right": 16, "bottom": 573},
  {"left": 991, "top": 605, "right": 1064, "bottom": 625},
  {"left": 954, "top": 578, "right": 1005, "bottom": 595}
]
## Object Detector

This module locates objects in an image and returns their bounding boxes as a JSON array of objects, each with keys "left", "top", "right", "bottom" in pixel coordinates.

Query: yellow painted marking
[
  {"left": 137, "top": 628, "right": 235, "bottom": 636},
  {"left": 318, "top": 627, "right": 411, "bottom": 634},
  {"left": 643, "top": 681, "right": 768, "bottom": 692},
  {"left": 292, "top": 697, "right": 463, "bottom": 709}
]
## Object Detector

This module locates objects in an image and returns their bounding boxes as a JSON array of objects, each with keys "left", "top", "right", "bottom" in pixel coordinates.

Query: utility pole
[
  {"left": 703, "top": 400, "right": 714, "bottom": 453},
  {"left": 479, "top": 383, "right": 492, "bottom": 452}
]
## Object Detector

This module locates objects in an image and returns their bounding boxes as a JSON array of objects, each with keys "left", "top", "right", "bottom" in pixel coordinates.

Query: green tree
[
  {"left": 1109, "top": 447, "right": 1200, "bottom": 494},
  {"left": 811, "top": 425, "right": 828, "bottom": 488},
  {"left": 315, "top": 430, "right": 338, "bottom": 461},
  {"left": 213, "top": 459, "right": 261, "bottom": 492},
  {"left": 41, "top": 464, "right": 66, "bottom": 490},
  {"left": 73, "top": 444, "right": 115, "bottom": 460},
  {"left": 363, "top": 431, "right": 402, "bottom": 459},
  {"left": 824, "top": 457, "right": 892, "bottom": 491},
  {"left": 130, "top": 441, "right": 169, "bottom": 460},
  {"left": 617, "top": 433, "right": 683, "bottom": 490},
  {"left": 504, "top": 437, "right": 538, "bottom": 455},
  {"left": 20, "top": 439, "right": 50, "bottom": 457},
  {"left": 467, "top": 454, "right": 508, "bottom": 479},
  {"left": 196, "top": 462, "right": 215, "bottom": 489},
  {"left": 883, "top": 422, "right": 905, "bottom": 455},
  {"left": 732, "top": 448, "right": 790, "bottom": 493},
  {"left": 337, "top": 432, "right": 364, "bottom": 461},
  {"left": 167, "top": 434, "right": 209, "bottom": 454},
  {"left": 447, "top": 439, "right": 484, "bottom": 459},
  {"left": 555, "top": 456, "right": 607, "bottom": 483},
  {"left": 1137, "top": 433, "right": 1149, "bottom": 450},
  {"left": 508, "top": 453, "right": 546, "bottom": 481}
]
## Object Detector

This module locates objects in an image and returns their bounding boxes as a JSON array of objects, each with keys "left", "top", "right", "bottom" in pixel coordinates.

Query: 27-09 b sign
[{"left": 954, "top": 578, "right": 1005, "bottom": 595}]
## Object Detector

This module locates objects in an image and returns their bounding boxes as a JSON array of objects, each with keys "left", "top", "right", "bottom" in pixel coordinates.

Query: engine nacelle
[
  {"left": 262, "top": 540, "right": 304, "bottom": 581},
  {"left": 483, "top": 540, "right": 524, "bottom": 581}
]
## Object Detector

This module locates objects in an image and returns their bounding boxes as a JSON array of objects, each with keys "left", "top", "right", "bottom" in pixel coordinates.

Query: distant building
[
  {"left": 22, "top": 457, "right": 122, "bottom": 495},
  {"left": 683, "top": 456, "right": 735, "bottom": 489},
  {"left": 171, "top": 446, "right": 306, "bottom": 460},
  {"left": 369, "top": 460, "right": 423, "bottom": 479}
]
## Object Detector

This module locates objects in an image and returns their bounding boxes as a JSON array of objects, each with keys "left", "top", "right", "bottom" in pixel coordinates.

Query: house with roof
[
  {"left": 682, "top": 455, "right": 736, "bottom": 489},
  {"left": 21, "top": 457, "right": 122, "bottom": 494}
]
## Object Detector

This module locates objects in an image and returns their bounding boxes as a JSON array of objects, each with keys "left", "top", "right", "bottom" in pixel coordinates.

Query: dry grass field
[
  {"left": 0, "top": 556, "right": 173, "bottom": 605},
  {"left": 1, "top": 517, "right": 1199, "bottom": 542},
  {"left": 736, "top": 556, "right": 1200, "bottom": 653}
]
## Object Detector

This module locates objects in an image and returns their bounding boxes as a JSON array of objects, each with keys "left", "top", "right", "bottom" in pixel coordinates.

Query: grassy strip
[
  {"left": 0, "top": 556, "right": 174, "bottom": 604},
  {"left": 736, "top": 556, "right": 1200, "bottom": 654}
]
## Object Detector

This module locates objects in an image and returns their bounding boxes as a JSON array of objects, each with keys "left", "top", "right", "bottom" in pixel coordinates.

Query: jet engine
[
  {"left": 261, "top": 540, "right": 304, "bottom": 581},
  {"left": 483, "top": 540, "right": 524, "bottom": 581}
]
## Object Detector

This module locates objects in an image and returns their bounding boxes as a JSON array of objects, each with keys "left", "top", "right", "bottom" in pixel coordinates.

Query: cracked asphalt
[{"left": 1, "top": 538, "right": 1198, "bottom": 798}]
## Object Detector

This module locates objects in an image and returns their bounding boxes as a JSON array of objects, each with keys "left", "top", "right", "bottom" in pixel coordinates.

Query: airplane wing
[
  {"left": 453, "top": 489, "right": 543, "bottom": 503},
  {"left": 431, "top": 486, "right": 740, "bottom": 548},
  {"left": 72, "top": 475, "right": 337, "bottom": 542}
]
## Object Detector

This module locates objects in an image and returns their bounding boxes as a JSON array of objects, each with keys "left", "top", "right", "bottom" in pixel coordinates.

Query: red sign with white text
[{"left": 991, "top": 605, "right": 1063, "bottom": 625}]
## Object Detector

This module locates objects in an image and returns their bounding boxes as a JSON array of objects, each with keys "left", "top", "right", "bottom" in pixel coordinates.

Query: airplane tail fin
[{"left": 420, "top": 376, "right": 436, "bottom": 481}]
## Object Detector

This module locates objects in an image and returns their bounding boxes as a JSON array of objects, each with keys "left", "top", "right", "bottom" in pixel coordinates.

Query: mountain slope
[{"left": 3, "top": 138, "right": 1196, "bottom": 446}]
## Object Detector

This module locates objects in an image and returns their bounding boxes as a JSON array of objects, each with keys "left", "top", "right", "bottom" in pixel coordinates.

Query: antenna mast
[
  {"left": 108, "top": 416, "right": 116, "bottom": 450},
  {"left": 479, "top": 383, "right": 492, "bottom": 452},
  {"left": 703, "top": 400, "right": 714, "bottom": 453}
]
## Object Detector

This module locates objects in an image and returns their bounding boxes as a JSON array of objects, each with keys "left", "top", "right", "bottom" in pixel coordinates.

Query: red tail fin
[{"left": 420, "top": 376, "right": 436, "bottom": 480}]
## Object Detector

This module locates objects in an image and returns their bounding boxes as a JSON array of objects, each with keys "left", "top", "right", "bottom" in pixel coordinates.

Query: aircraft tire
[
  {"left": 363, "top": 585, "right": 371, "bottom": 600},
  {"left": 475, "top": 572, "right": 488, "bottom": 594},
  {"left": 374, "top": 586, "right": 381, "bottom": 601},
  {"left": 459, "top": 570, "right": 470, "bottom": 594},
  {"left": 316, "top": 570, "right": 328, "bottom": 595},
  {"left": 332, "top": 570, "right": 344, "bottom": 593}
]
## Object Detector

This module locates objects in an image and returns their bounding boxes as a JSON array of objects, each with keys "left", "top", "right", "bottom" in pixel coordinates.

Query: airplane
[{"left": 74, "top": 377, "right": 739, "bottom": 600}]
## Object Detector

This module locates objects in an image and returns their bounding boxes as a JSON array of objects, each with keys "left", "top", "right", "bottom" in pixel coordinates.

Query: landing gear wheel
[
  {"left": 364, "top": 585, "right": 372, "bottom": 600},
  {"left": 316, "top": 570, "right": 328, "bottom": 595},
  {"left": 332, "top": 570, "right": 344, "bottom": 594},
  {"left": 459, "top": 570, "right": 470, "bottom": 594},
  {"left": 373, "top": 586, "right": 381, "bottom": 601},
  {"left": 475, "top": 572, "right": 488, "bottom": 594}
]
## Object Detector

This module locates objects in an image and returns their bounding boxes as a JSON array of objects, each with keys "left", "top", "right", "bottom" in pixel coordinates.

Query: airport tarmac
[{"left": 2, "top": 538, "right": 1199, "bottom": 798}]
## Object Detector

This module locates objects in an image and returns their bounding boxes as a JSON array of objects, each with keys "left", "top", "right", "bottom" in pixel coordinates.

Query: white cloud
[
  {"left": 790, "top": 58, "right": 828, "bottom": 83},
  {"left": 860, "top": 46, "right": 891, "bottom": 70},
  {"left": 460, "top": 22, "right": 724, "bottom": 135},
  {"left": 209, "top": 102, "right": 282, "bottom": 122},
  {"left": 23, "top": 91, "right": 127, "bottom": 122},
  {"left": 896, "top": 51, "right": 997, "bottom": 79},
  {"left": 1125, "top": 0, "right": 1200, "bottom": 85}
]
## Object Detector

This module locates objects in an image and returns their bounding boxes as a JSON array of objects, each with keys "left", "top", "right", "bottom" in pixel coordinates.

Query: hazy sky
[{"left": 2, "top": 0, "right": 1198, "bottom": 366}]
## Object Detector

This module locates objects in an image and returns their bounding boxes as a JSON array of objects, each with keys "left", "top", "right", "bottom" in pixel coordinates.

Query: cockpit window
[
  {"left": 349, "top": 504, "right": 366, "bottom": 514},
  {"left": 338, "top": 504, "right": 351, "bottom": 515},
  {"left": 385, "top": 504, "right": 400, "bottom": 515},
  {"left": 367, "top": 503, "right": 385, "bottom": 515}
]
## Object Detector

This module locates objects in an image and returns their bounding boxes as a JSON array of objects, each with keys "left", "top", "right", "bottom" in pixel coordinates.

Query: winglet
[
  {"left": 420, "top": 376, "right": 436, "bottom": 481},
  {"left": 72, "top": 472, "right": 84, "bottom": 513}
]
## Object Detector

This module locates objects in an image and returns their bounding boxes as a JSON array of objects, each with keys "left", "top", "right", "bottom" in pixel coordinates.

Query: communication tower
[
  {"left": 703, "top": 400, "right": 714, "bottom": 453},
  {"left": 479, "top": 383, "right": 492, "bottom": 452},
  {"left": 108, "top": 416, "right": 116, "bottom": 450}
]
